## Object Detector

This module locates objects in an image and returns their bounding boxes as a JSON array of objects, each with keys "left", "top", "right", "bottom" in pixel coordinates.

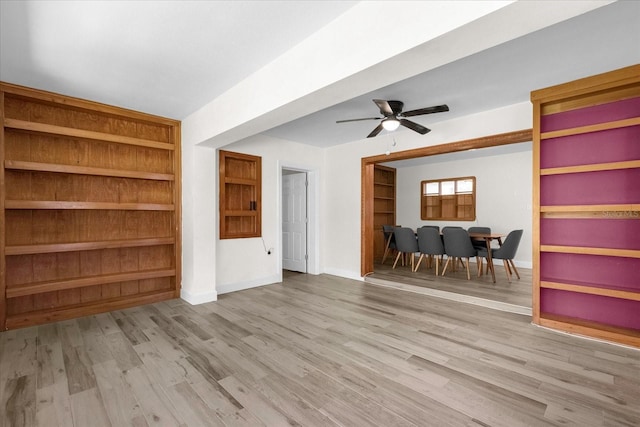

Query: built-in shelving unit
[
  {"left": 219, "top": 150, "right": 262, "bottom": 239},
  {"left": 531, "top": 65, "right": 640, "bottom": 348},
  {"left": 373, "top": 165, "right": 396, "bottom": 263},
  {"left": 1, "top": 82, "right": 181, "bottom": 330}
]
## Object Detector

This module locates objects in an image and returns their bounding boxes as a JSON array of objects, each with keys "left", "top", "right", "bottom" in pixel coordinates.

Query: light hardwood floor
[
  {"left": 2, "top": 272, "right": 639, "bottom": 426},
  {"left": 369, "top": 259, "right": 533, "bottom": 309}
]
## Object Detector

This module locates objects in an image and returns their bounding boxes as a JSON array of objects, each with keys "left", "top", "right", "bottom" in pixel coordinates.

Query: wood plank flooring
[
  {"left": 369, "top": 259, "right": 533, "bottom": 309},
  {"left": 2, "top": 272, "right": 639, "bottom": 426}
]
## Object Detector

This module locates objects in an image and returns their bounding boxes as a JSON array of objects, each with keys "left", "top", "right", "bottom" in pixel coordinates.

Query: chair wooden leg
[
  {"left": 503, "top": 259, "right": 512, "bottom": 282},
  {"left": 435, "top": 256, "right": 440, "bottom": 276},
  {"left": 465, "top": 258, "right": 471, "bottom": 280},
  {"left": 509, "top": 259, "right": 520, "bottom": 279},
  {"left": 414, "top": 254, "right": 424, "bottom": 272},
  {"left": 441, "top": 257, "right": 451, "bottom": 276},
  {"left": 392, "top": 252, "right": 402, "bottom": 269},
  {"left": 477, "top": 257, "right": 482, "bottom": 277}
]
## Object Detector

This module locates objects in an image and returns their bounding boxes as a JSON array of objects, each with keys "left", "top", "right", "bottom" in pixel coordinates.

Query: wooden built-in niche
[
  {"left": 0, "top": 82, "right": 181, "bottom": 330},
  {"left": 373, "top": 165, "right": 396, "bottom": 263},
  {"left": 531, "top": 64, "right": 640, "bottom": 348}
]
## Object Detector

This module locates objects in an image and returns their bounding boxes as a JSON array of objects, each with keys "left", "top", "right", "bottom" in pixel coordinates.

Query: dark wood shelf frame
[{"left": 1, "top": 82, "right": 182, "bottom": 330}]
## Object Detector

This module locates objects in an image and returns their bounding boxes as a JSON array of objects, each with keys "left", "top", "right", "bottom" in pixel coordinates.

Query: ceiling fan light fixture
[{"left": 382, "top": 117, "right": 400, "bottom": 131}]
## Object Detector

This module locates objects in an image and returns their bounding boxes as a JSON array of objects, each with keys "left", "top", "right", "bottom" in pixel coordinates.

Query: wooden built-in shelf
[
  {"left": 4, "top": 118, "right": 175, "bottom": 150},
  {"left": 5, "top": 160, "right": 175, "bottom": 181},
  {"left": 374, "top": 196, "right": 395, "bottom": 200},
  {"left": 532, "top": 65, "right": 640, "bottom": 348},
  {"left": 7, "top": 268, "right": 176, "bottom": 298},
  {"left": 374, "top": 182, "right": 394, "bottom": 187},
  {"left": 540, "top": 281, "right": 640, "bottom": 302},
  {"left": 5, "top": 200, "right": 175, "bottom": 211},
  {"left": 1, "top": 82, "right": 181, "bottom": 330},
  {"left": 540, "top": 117, "right": 640, "bottom": 140},
  {"left": 5, "top": 237, "right": 175, "bottom": 255},
  {"left": 538, "top": 313, "right": 640, "bottom": 348},
  {"left": 540, "top": 160, "right": 640, "bottom": 176},
  {"left": 540, "top": 245, "right": 640, "bottom": 259}
]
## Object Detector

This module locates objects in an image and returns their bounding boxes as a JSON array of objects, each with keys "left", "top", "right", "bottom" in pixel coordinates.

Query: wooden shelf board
[
  {"left": 540, "top": 245, "right": 640, "bottom": 259},
  {"left": 541, "top": 211, "right": 640, "bottom": 219},
  {"left": 6, "top": 268, "right": 176, "bottom": 298},
  {"left": 538, "top": 313, "right": 640, "bottom": 348},
  {"left": 5, "top": 200, "right": 175, "bottom": 211},
  {"left": 5, "top": 160, "right": 174, "bottom": 181},
  {"left": 540, "top": 280, "right": 640, "bottom": 301},
  {"left": 5, "top": 289, "right": 177, "bottom": 330},
  {"left": 224, "top": 177, "right": 256, "bottom": 185},
  {"left": 4, "top": 118, "right": 174, "bottom": 150},
  {"left": 540, "top": 117, "right": 640, "bottom": 140},
  {"left": 5, "top": 237, "right": 175, "bottom": 255},
  {"left": 1, "top": 82, "right": 180, "bottom": 127},
  {"left": 374, "top": 182, "right": 395, "bottom": 187},
  {"left": 540, "top": 160, "right": 640, "bottom": 176},
  {"left": 540, "top": 204, "right": 640, "bottom": 213},
  {"left": 223, "top": 210, "right": 258, "bottom": 217}
]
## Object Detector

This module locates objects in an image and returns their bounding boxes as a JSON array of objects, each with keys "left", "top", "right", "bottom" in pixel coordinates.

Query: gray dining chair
[
  {"left": 392, "top": 227, "right": 419, "bottom": 270},
  {"left": 414, "top": 226, "right": 445, "bottom": 275},
  {"left": 381, "top": 224, "right": 399, "bottom": 264},
  {"left": 477, "top": 229, "right": 523, "bottom": 282},
  {"left": 442, "top": 228, "right": 478, "bottom": 280}
]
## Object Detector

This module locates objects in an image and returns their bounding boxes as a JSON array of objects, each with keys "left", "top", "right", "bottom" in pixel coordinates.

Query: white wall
[
  {"left": 180, "top": 101, "right": 533, "bottom": 302},
  {"left": 323, "top": 101, "right": 533, "bottom": 279},
  {"left": 394, "top": 143, "right": 533, "bottom": 268},
  {"left": 215, "top": 135, "right": 325, "bottom": 294}
]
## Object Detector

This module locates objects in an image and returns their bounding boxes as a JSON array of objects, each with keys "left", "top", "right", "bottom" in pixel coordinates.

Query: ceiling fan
[{"left": 336, "top": 99, "right": 449, "bottom": 138}]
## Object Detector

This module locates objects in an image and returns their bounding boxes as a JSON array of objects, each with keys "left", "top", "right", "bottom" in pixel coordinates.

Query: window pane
[
  {"left": 425, "top": 182, "right": 439, "bottom": 195},
  {"left": 421, "top": 176, "right": 476, "bottom": 221},
  {"left": 457, "top": 179, "right": 473, "bottom": 193},
  {"left": 441, "top": 181, "right": 455, "bottom": 195}
]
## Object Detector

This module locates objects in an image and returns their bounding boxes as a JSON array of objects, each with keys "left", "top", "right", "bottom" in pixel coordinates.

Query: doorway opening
[
  {"left": 361, "top": 129, "right": 532, "bottom": 276},
  {"left": 282, "top": 168, "right": 309, "bottom": 274}
]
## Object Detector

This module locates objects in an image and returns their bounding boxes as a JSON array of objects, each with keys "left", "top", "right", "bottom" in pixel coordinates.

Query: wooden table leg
[{"left": 485, "top": 238, "right": 496, "bottom": 283}]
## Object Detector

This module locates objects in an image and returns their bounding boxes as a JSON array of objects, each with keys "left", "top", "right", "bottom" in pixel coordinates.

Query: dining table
[{"left": 469, "top": 232, "right": 505, "bottom": 283}]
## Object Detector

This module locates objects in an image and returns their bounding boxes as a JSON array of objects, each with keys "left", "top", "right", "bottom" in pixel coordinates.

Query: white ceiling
[
  {"left": 265, "top": 0, "right": 640, "bottom": 147},
  {"left": 0, "top": 0, "right": 357, "bottom": 118},
  {"left": 1, "top": 1, "right": 638, "bottom": 149}
]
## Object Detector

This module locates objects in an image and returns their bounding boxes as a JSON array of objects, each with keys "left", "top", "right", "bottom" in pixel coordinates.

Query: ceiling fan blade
[
  {"left": 336, "top": 117, "right": 381, "bottom": 123},
  {"left": 400, "top": 119, "right": 430, "bottom": 135},
  {"left": 367, "top": 123, "right": 384, "bottom": 138},
  {"left": 373, "top": 99, "right": 393, "bottom": 116},
  {"left": 401, "top": 104, "right": 449, "bottom": 117}
]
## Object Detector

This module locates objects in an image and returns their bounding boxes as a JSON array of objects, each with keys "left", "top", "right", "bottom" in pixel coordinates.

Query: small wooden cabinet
[
  {"left": 1, "top": 82, "right": 181, "bottom": 330},
  {"left": 531, "top": 65, "right": 640, "bottom": 348},
  {"left": 219, "top": 150, "right": 262, "bottom": 239},
  {"left": 373, "top": 165, "right": 396, "bottom": 263}
]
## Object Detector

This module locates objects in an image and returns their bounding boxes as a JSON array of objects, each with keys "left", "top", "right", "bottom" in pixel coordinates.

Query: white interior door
[{"left": 282, "top": 171, "right": 307, "bottom": 273}]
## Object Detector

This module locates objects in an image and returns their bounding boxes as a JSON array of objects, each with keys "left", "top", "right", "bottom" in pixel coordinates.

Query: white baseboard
[
  {"left": 181, "top": 288, "right": 217, "bottom": 305},
  {"left": 217, "top": 274, "right": 281, "bottom": 295},
  {"left": 323, "top": 268, "right": 364, "bottom": 282},
  {"left": 513, "top": 260, "right": 532, "bottom": 269}
]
